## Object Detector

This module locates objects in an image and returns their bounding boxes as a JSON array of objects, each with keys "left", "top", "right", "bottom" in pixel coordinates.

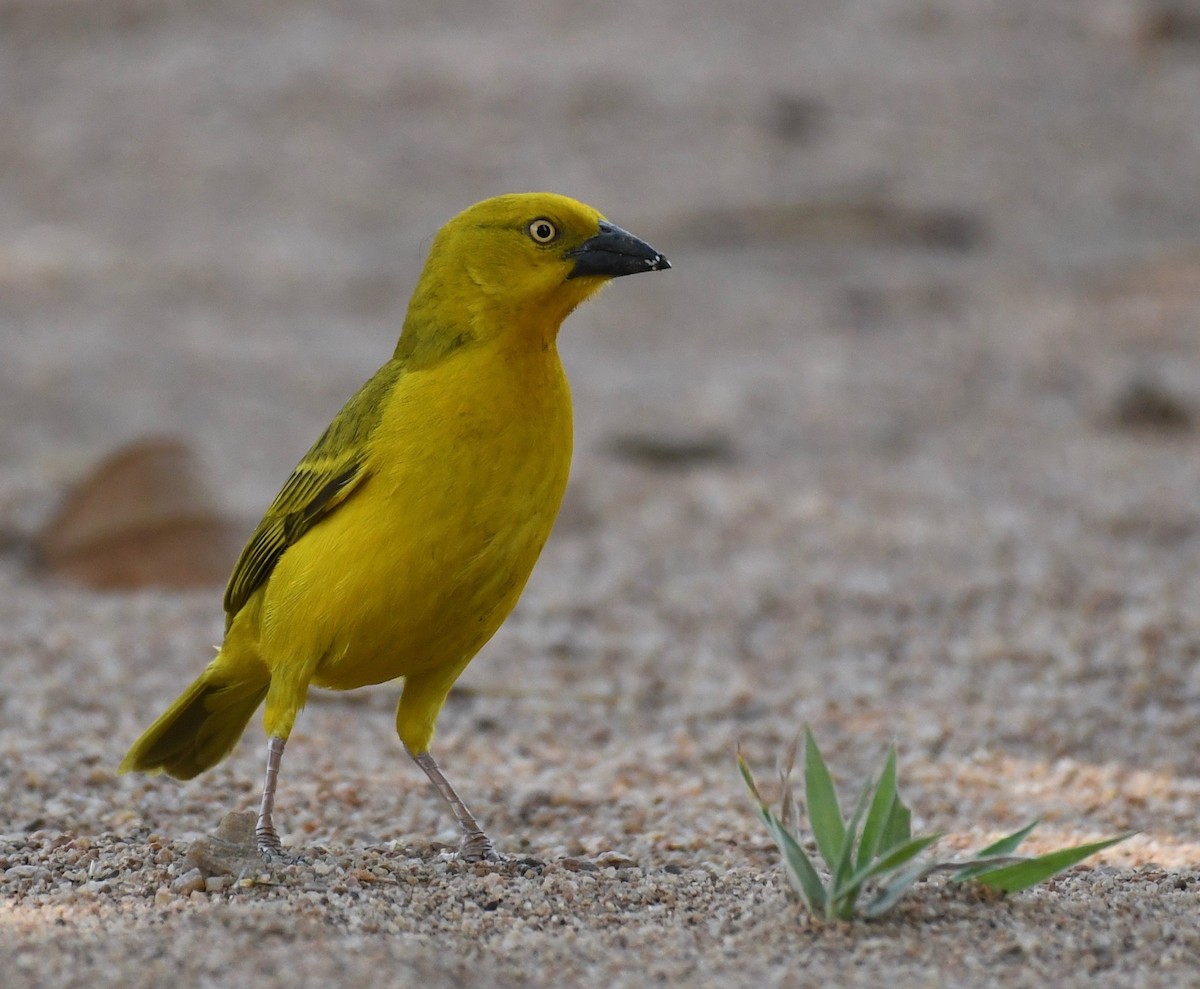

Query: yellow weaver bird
[{"left": 120, "top": 193, "right": 669, "bottom": 859}]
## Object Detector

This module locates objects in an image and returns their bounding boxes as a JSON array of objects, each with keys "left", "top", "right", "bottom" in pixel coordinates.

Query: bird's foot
[
  {"left": 458, "top": 830, "right": 504, "bottom": 863},
  {"left": 256, "top": 823, "right": 285, "bottom": 860}
]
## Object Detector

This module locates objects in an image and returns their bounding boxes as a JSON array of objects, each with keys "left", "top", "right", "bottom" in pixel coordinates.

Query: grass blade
[
  {"left": 737, "top": 751, "right": 765, "bottom": 803},
  {"left": 803, "top": 727, "right": 846, "bottom": 871},
  {"left": 759, "top": 807, "right": 828, "bottom": 913},
  {"left": 878, "top": 789, "right": 912, "bottom": 855},
  {"left": 975, "top": 820, "right": 1041, "bottom": 858},
  {"left": 970, "top": 833, "right": 1135, "bottom": 893},
  {"left": 778, "top": 735, "right": 800, "bottom": 833},
  {"left": 857, "top": 745, "right": 898, "bottom": 870},
  {"left": 952, "top": 820, "right": 1042, "bottom": 883},
  {"left": 842, "top": 832, "right": 942, "bottom": 892},
  {"left": 828, "top": 776, "right": 875, "bottom": 913},
  {"left": 739, "top": 753, "right": 827, "bottom": 913},
  {"left": 863, "top": 858, "right": 931, "bottom": 918}
]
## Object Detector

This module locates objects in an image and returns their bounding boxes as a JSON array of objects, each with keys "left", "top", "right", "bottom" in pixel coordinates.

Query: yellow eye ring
[{"left": 528, "top": 218, "right": 558, "bottom": 244}]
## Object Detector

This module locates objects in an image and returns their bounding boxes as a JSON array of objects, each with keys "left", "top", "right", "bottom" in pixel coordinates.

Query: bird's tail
[{"left": 119, "top": 653, "right": 270, "bottom": 781}]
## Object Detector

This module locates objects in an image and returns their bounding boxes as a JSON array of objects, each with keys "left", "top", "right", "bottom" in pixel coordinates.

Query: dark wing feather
[{"left": 222, "top": 360, "right": 405, "bottom": 626}]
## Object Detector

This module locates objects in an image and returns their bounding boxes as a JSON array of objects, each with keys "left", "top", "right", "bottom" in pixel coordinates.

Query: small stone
[
  {"left": 183, "top": 812, "right": 262, "bottom": 878},
  {"left": 172, "top": 868, "right": 206, "bottom": 894},
  {"left": 592, "top": 852, "right": 637, "bottom": 870}
]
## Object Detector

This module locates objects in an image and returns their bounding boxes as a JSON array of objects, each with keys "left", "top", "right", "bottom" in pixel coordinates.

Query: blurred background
[
  {"left": 3, "top": 0, "right": 1200, "bottom": 837},
  {"left": 4, "top": 0, "right": 1198, "bottom": 498}
]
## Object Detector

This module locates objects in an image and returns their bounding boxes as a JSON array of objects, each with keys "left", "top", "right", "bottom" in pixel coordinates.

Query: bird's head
[{"left": 398, "top": 193, "right": 669, "bottom": 361}]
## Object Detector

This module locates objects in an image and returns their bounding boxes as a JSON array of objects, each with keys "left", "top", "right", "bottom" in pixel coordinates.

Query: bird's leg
[
  {"left": 255, "top": 735, "right": 286, "bottom": 857},
  {"left": 410, "top": 748, "right": 499, "bottom": 862}
]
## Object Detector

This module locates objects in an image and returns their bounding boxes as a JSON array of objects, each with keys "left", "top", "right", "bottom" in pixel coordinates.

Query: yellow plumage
[{"left": 120, "top": 193, "right": 669, "bottom": 858}]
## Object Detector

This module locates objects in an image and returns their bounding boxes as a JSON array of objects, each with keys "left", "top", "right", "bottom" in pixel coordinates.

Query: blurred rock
[
  {"left": 1138, "top": 2, "right": 1200, "bottom": 47},
  {"left": 183, "top": 811, "right": 262, "bottom": 879},
  {"left": 606, "top": 430, "right": 736, "bottom": 469},
  {"left": 1107, "top": 377, "right": 1194, "bottom": 433},
  {"left": 764, "top": 93, "right": 828, "bottom": 145},
  {"left": 35, "top": 436, "right": 244, "bottom": 589}
]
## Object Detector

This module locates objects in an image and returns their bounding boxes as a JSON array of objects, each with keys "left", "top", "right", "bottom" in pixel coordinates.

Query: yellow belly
[{"left": 254, "top": 342, "right": 572, "bottom": 694}]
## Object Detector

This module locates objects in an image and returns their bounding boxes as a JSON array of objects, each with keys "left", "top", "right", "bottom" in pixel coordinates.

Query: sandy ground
[{"left": 3, "top": 1, "right": 1200, "bottom": 986}]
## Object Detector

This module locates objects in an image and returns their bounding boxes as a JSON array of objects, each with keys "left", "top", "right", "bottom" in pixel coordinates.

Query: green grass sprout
[{"left": 740, "top": 728, "right": 1134, "bottom": 921}]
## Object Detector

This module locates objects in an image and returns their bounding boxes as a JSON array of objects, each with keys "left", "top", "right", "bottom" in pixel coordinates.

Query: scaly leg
[
  {"left": 256, "top": 735, "right": 286, "bottom": 857},
  {"left": 410, "top": 748, "right": 498, "bottom": 862}
]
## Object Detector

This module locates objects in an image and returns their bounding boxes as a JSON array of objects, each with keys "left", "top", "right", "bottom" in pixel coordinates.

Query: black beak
[{"left": 566, "top": 221, "right": 671, "bottom": 280}]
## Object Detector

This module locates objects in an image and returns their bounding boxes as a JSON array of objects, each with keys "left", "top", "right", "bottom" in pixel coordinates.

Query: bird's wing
[{"left": 222, "top": 360, "right": 405, "bottom": 626}]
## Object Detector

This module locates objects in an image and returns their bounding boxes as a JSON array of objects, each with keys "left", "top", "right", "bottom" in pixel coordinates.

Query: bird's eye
[{"left": 527, "top": 219, "right": 558, "bottom": 244}]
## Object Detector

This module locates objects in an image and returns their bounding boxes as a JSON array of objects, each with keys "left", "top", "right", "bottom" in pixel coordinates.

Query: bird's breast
[{"left": 268, "top": 343, "right": 573, "bottom": 688}]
